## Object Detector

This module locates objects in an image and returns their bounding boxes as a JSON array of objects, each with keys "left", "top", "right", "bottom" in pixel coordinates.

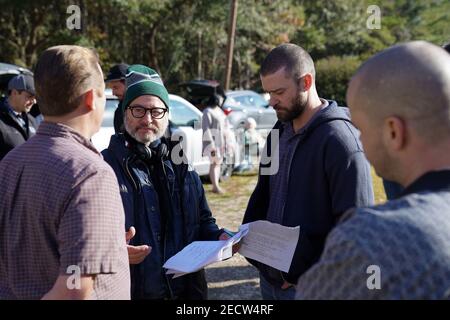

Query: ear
[
  {"left": 83, "top": 89, "right": 95, "bottom": 111},
  {"left": 299, "top": 74, "right": 313, "bottom": 91},
  {"left": 383, "top": 116, "right": 406, "bottom": 151}
]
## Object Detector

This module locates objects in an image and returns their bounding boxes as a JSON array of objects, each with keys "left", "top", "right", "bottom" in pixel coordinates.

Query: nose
[
  {"left": 269, "top": 95, "right": 278, "bottom": 107},
  {"left": 141, "top": 110, "right": 154, "bottom": 123}
]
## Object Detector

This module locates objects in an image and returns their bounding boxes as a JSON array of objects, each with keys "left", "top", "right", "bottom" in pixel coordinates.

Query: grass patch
[{"left": 371, "top": 167, "right": 387, "bottom": 204}]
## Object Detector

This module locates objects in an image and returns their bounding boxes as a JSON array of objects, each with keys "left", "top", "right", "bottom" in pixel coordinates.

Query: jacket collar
[
  {"left": 277, "top": 100, "right": 353, "bottom": 137},
  {"left": 401, "top": 169, "right": 450, "bottom": 196},
  {"left": 107, "top": 133, "right": 176, "bottom": 175}
]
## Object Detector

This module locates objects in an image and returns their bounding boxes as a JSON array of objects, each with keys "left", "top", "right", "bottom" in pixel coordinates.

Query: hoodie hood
[{"left": 300, "top": 100, "right": 353, "bottom": 138}]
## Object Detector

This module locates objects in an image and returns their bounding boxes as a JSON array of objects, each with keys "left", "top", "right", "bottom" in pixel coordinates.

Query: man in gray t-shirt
[
  {"left": 296, "top": 41, "right": 450, "bottom": 299},
  {"left": 0, "top": 45, "right": 130, "bottom": 300}
]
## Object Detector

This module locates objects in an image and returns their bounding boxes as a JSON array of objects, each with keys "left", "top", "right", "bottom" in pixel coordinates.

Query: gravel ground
[{"left": 202, "top": 173, "right": 262, "bottom": 300}]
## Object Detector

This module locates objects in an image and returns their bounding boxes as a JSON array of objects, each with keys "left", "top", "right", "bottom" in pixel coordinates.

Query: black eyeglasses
[{"left": 127, "top": 105, "right": 168, "bottom": 119}]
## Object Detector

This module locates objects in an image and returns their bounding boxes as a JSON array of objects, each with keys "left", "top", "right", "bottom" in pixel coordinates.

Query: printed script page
[
  {"left": 238, "top": 220, "right": 300, "bottom": 273},
  {"left": 163, "top": 228, "right": 248, "bottom": 278}
]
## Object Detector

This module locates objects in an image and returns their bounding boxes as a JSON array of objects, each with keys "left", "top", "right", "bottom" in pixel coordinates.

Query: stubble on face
[
  {"left": 124, "top": 111, "right": 167, "bottom": 146},
  {"left": 276, "top": 91, "right": 307, "bottom": 122}
]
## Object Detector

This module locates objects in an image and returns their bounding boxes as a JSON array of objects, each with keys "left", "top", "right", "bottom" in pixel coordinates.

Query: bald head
[{"left": 347, "top": 41, "right": 450, "bottom": 142}]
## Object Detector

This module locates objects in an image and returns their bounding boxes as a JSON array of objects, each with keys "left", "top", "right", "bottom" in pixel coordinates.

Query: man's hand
[
  {"left": 125, "top": 227, "right": 152, "bottom": 265},
  {"left": 281, "top": 281, "right": 295, "bottom": 290},
  {"left": 218, "top": 232, "right": 231, "bottom": 241},
  {"left": 219, "top": 231, "right": 240, "bottom": 254}
]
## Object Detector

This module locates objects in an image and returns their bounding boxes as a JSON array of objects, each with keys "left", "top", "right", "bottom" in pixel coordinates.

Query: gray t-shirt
[
  {"left": 296, "top": 183, "right": 450, "bottom": 299},
  {"left": 0, "top": 122, "right": 130, "bottom": 299}
]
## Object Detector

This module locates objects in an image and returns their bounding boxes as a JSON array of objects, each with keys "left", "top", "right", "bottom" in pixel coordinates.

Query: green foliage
[
  {"left": 315, "top": 56, "right": 362, "bottom": 106},
  {"left": 0, "top": 0, "right": 448, "bottom": 93}
]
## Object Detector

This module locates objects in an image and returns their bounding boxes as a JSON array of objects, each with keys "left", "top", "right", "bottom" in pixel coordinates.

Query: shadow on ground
[{"left": 206, "top": 264, "right": 262, "bottom": 300}]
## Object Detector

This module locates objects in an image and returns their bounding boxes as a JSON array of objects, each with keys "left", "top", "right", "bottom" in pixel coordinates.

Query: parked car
[
  {"left": 91, "top": 90, "right": 235, "bottom": 178},
  {"left": 223, "top": 89, "right": 277, "bottom": 134},
  {"left": 179, "top": 80, "right": 273, "bottom": 172},
  {"left": 179, "top": 80, "right": 277, "bottom": 134}
]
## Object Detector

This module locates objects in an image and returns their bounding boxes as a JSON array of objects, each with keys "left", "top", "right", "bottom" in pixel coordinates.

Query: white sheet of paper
[
  {"left": 162, "top": 220, "right": 299, "bottom": 277},
  {"left": 163, "top": 227, "right": 249, "bottom": 277},
  {"left": 238, "top": 220, "right": 300, "bottom": 273}
]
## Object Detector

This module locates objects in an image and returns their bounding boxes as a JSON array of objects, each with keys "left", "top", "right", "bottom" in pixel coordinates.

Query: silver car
[{"left": 223, "top": 90, "right": 277, "bottom": 135}]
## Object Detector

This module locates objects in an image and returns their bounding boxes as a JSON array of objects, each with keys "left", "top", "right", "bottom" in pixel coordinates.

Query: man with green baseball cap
[{"left": 102, "top": 65, "right": 231, "bottom": 300}]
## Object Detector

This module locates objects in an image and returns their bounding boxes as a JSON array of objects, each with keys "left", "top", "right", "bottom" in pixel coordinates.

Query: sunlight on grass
[
  {"left": 371, "top": 166, "right": 387, "bottom": 204},
  {"left": 206, "top": 167, "right": 387, "bottom": 210}
]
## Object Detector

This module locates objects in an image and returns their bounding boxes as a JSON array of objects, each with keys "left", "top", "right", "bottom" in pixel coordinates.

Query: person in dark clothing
[
  {"left": 105, "top": 63, "right": 129, "bottom": 133},
  {"left": 242, "top": 43, "right": 374, "bottom": 300},
  {"left": 102, "top": 65, "right": 231, "bottom": 300},
  {"left": 0, "top": 74, "right": 38, "bottom": 161}
]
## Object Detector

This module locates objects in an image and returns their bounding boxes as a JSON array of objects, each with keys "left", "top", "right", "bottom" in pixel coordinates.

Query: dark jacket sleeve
[
  {"left": 325, "top": 132, "right": 375, "bottom": 220},
  {"left": 191, "top": 171, "right": 223, "bottom": 240},
  {"left": 242, "top": 122, "right": 282, "bottom": 225},
  {"left": 113, "top": 102, "right": 124, "bottom": 134},
  {"left": 242, "top": 172, "right": 270, "bottom": 224},
  {"left": 241, "top": 132, "right": 274, "bottom": 270}
]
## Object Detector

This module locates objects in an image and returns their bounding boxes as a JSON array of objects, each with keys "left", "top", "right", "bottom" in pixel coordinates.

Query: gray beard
[{"left": 124, "top": 121, "right": 164, "bottom": 146}]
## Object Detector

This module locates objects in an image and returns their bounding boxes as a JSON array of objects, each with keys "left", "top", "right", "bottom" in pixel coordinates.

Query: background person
[
  {"left": 0, "top": 74, "right": 38, "bottom": 160},
  {"left": 105, "top": 63, "right": 129, "bottom": 133},
  {"left": 202, "top": 94, "right": 229, "bottom": 193}
]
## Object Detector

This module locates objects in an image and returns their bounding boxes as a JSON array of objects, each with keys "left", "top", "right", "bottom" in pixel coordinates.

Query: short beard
[
  {"left": 124, "top": 119, "right": 165, "bottom": 146},
  {"left": 277, "top": 92, "right": 307, "bottom": 122}
]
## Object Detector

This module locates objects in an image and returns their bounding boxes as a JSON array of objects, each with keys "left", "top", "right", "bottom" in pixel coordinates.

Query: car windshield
[
  {"left": 102, "top": 98, "right": 119, "bottom": 127},
  {"left": 169, "top": 98, "right": 201, "bottom": 127}
]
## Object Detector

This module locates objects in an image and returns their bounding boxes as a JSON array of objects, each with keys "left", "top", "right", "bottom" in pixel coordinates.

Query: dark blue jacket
[
  {"left": 0, "top": 97, "right": 38, "bottom": 161},
  {"left": 102, "top": 134, "right": 222, "bottom": 299},
  {"left": 243, "top": 101, "right": 374, "bottom": 285}
]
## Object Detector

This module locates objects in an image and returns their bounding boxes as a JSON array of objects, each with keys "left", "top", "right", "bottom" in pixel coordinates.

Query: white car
[{"left": 91, "top": 90, "right": 210, "bottom": 176}]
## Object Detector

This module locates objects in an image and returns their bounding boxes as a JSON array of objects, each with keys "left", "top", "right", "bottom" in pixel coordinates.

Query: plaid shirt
[{"left": 0, "top": 122, "right": 130, "bottom": 299}]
